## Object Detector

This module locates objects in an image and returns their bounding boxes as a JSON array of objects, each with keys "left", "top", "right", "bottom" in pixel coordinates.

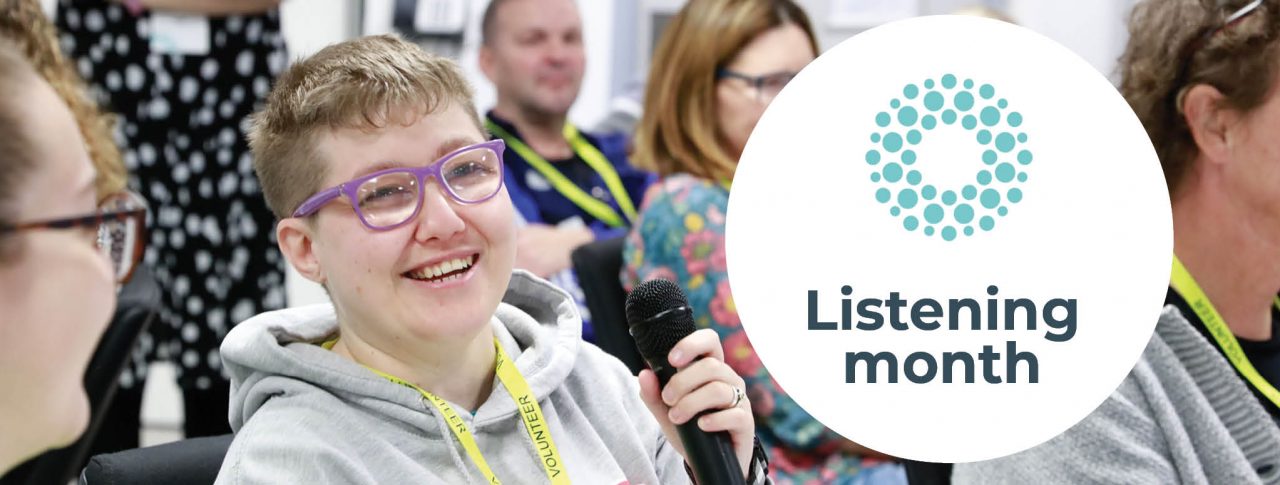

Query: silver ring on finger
[{"left": 728, "top": 384, "right": 745, "bottom": 409}]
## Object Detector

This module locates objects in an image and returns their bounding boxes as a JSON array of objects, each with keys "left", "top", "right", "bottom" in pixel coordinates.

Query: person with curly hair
[{"left": 955, "top": 1, "right": 1280, "bottom": 482}]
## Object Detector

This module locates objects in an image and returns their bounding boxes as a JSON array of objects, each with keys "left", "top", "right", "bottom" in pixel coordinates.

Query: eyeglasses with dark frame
[
  {"left": 1173, "top": 0, "right": 1265, "bottom": 111},
  {"left": 291, "top": 139, "right": 507, "bottom": 231},
  {"left": 716, "top": 68, "right": 799, "bottom": 102},
  {"left": 0, "top": 191, "right": 149, "bottom": 284}
]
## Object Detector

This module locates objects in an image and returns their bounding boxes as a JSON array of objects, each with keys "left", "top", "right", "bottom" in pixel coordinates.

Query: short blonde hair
[
  {"left": 0, "top": 0, "right": 127, "bottom": 200},
  {"left": 633, "top": 0, "right": 817, "bottom": 183},
  {"left": 249, "top": 34, "right": 482, "bottom": 219}
]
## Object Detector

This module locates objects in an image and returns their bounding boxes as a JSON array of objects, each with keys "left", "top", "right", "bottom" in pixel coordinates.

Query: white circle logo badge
[{"left": 727, "top": 16, "right": 1172, "bottom": 462}]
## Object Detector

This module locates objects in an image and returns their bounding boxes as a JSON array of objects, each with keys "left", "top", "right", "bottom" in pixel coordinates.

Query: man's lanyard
[
  {"left": 486, "top": 118, "right": 637, "bottom": 228},
  {"left": 323, "top": 337, "right": 570, "bottom": 484},
  {"left": 1170, "top": 255, "right": 1280, "bottom": 409}
]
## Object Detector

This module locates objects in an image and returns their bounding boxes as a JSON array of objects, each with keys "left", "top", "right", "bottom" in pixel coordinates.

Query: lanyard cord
[
  {"left": 1169, "top": 255, "right": 1280, "bottom": 409},
  {"left": 324, "top": 337, "right": 571, "bottom": 484},
  {"left": 486, "top": 118, "right": 637, "bottom": 228}
]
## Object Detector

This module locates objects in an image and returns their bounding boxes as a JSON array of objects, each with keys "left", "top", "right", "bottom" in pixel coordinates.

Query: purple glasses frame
[{"left": 291, "top": 139, "right": 507, "bottom": 231}]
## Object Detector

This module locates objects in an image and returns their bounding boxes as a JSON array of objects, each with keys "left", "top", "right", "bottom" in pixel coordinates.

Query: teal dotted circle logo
[{"left": 865, "top": 74, "right": 1032, "bottom": 241}]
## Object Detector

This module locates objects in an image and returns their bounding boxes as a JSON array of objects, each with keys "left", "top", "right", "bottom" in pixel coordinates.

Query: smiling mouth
[{"left": 403, "top": 254, "right": 478, "bottom": 284}]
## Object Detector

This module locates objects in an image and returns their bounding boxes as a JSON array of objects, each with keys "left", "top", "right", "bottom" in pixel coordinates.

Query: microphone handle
[{"left": 652, "top": 361, "right": 746, "bottom": 485}]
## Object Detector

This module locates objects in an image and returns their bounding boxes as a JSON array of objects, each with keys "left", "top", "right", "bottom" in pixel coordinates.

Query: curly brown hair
[
  {"left": 0, "top": 0, "right": 128, "bottom": 199},
  {"left": 1119, "top": 0, "right": 1280, "bottom": 196}
]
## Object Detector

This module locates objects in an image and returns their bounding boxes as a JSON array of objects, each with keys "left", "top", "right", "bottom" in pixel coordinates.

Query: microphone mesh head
[{"left": 626, "top": 279, "right": 697, "bottom": 361}]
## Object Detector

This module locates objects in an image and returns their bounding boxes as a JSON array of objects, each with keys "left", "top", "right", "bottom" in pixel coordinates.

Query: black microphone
[{"left": 626, "top": 279, "right": 745, "bottom": 485}]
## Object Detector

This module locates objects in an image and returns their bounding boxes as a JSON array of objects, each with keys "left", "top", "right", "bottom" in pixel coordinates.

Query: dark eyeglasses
[
  {"left": 716, "top": 68, "right": 798, "bottom": 102},
  {"left": 1173, "top": 0, "right": 1265, "bottom": 111},
  {"left": 0, "top": 191, "right": 149, "bottom": 284},
  {"left": 292, "top": 139, "right": 506, "bottom": 231}
]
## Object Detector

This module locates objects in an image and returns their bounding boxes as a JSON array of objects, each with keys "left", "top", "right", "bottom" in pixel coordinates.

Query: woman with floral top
[{"left": 622, "top": 0, "right": 906, "bottom": 483}]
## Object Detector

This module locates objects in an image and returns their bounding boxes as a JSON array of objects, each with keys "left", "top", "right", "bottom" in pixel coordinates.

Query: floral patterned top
[{"left": 622, "top": 174, "right": 881, "bottom": 484}]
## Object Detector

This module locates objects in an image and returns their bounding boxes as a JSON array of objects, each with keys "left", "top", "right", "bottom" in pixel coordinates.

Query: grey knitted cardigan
[{"left": 954, "top": 305, "right": 1280, "bottom": 484}]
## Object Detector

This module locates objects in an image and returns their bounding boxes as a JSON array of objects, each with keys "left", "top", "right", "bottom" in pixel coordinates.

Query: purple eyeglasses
[{"left": 292, "top": 139, "right": 506, "bottom": 231}]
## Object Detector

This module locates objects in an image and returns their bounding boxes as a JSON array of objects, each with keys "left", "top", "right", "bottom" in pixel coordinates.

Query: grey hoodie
[{"left": 215, "top": 271, "right": 692, "bottom": 485}]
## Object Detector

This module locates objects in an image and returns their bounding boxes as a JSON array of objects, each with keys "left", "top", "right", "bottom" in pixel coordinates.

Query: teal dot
[
  {"left": 1008, "top": 112, "right": 1022, "bottom": 127},
  {"left": 903, "top": 150, "right": 917, "bottom": 164},
  {"left": 982, "top": 150, "right": 998, "bottom": 165},
  {"left": 1017, "top": 173, "right": 1028, "bottom": 182},
  {"left": 925, "top": 226, "right": 935, "bottom": 236},
  {"left": 977, "top": 171, "right": 992, "bottom": 185},
  {"left": 904, "top": 216, "right": 919, "bottom": 231},
  {"left": 907, "top": 170, "right": 922, "bottom": 185},
  {"left": 891, "top": 207, "right": 901, "bottom": 216},
  {"left": 964, "top": 226, "right": 974, "bottom": 236},
  {"left": 942, "top": 74, "right": 957, "bottom": 88},
  {"left": 998, "top": 99, "right": 1008, "bottom": 109},
  {"left": 883, "top": 162, "right": 903, "bottom": 182},
  {"left": 955, "top": 91, "right": 975, "bottom": 111},
  {"left": 866, "top": 150, "right": 881, "bottom": 165},
  {"left": 980, "top": 216, "right": 995, "bottom": 231},
  {"left": 922, "top": 185, "right": 937, "bottom": 200},
  {"left": 942, "top": 110, "right": 957, "bottom": 124},
  {"left": 981, "top": 188, "right": 1001, "bottom": 209},
  {"left": 898, "top": 106, "right": 918, "bottom": 126},
  {"left": 870, "top": 173, "right": 881, "bottom": 182},
  {"left": 898, "top": 188, "right": 919, "bottom": 209},
  {"left": 921, "top": 115, "right": 937, "bottom": 130},
  {"left": 980, "top": 84, "right": 995, "bottom": 99},
  {"left": 995, "top": 133, "right": 1016, "bottom": 152},
  {"left": 890, "top": 99, "right": 901, "bottom": 109},
  {"left": 1008, "top": 188, "right": 1023, "bottom": 203},
  {"left": 924, "top": 91, "right": 945, "bottom": 111},
  {"left": 962, "top": 115, "right": 977, "bottom": 129},
  {"left": 907, "top": 130, "right": 922, "bottom": 145},
  {"left": 998, "top": 207, "right": 1009, "bottom": 216},
  {"left": 942, "top": 226, "right": 957, "bottom": 241},
  {"left": 924, "top": 204, "right": 944, "bottom": 224},
  {"left": 977, "top": 130, "right": 992, "bottom": 145},
  {"left": 964, "top": 79, "right": 974, "bottom": 89},
  {"left": 876, "top": 188, "right": 891, "bottom": 203},
  {"left": 883, "top": 133, "right": 903, "bottom": 153},
  {"left": 1017, "top": 133, "right": 1028, "bottom": 143},
  {"left": 942, "top": 190, "right": 957, "bottom": 205},
  {"left": 962, "top": 185, "right": 977, "bottom": 199},
  {"left": 904, "top": 84, "right": 919, "bottom": 99},
  {"left": 925, "top": 79, "right": 935, "bottom": 89},
  {"left": 995, "top": 162, "right": 1015, "bottom": 182},
  {"left": 1017, "top": 150, "right": 1033, "bottom": 165},
  {"left": 871, "top": 133, "right": 881, "bottom": 143},
  {"left": 876, "top": 112, "right": 891, "bottom": 127},
  {"left": 955, "top": 204, "right": 975, "bottom": 224},
  {"left": 980, "top": 107, "right": 1001, "bottom": 127}
]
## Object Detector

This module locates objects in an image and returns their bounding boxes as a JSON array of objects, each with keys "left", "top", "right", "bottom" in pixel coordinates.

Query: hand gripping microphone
[{"left": 626, "top": 279, "right": 745, "bottom": 485}]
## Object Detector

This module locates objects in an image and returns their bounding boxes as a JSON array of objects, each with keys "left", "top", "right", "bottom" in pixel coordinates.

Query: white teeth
[{"left": 408, "top": 255, "right": 475, "bottom": 281}]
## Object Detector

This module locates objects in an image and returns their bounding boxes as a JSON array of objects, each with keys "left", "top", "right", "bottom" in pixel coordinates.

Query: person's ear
[
  {"left": 479, "top": 44, "right": 497, "bottom": 83},
  {"left": 277, "top": 218, "right": 325, "bottom": 285},
  {"left": 1182, "top": 83, "right": 1241, "bottom": 168}
]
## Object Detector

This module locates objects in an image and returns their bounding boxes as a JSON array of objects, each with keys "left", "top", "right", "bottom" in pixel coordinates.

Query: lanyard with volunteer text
[
  {"left": 1169, "top": 255, "right": 1280, "bottom": 409},
  {"left": 323, "top": 337, "right": 570, "bottom": 484},
  {"left": 486, "top": 118, "right": 638, "bottom": 228}
]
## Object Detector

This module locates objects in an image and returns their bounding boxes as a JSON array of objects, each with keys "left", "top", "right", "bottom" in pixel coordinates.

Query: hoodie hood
[{"left": 221, "top": 270, "right": 584, "bottom": 434}]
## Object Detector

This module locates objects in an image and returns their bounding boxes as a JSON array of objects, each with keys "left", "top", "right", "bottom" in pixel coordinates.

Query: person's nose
[
  {"left": 546, "top": 38, "right": 574, "bottom": 67},
  {"left": 411, "top": 179, "right": 466, "bottom": 243}
]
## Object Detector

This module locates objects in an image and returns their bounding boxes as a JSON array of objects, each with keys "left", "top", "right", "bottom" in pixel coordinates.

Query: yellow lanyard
[
  {"left": 1169, "top": 255, "right": 1280, "bottom": 409},
  {"left": 486, "top": 118, "right": 638, "bottom": 228},
  {"left": 323, "top": 337, "right": 570, "bottom": 484}
]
